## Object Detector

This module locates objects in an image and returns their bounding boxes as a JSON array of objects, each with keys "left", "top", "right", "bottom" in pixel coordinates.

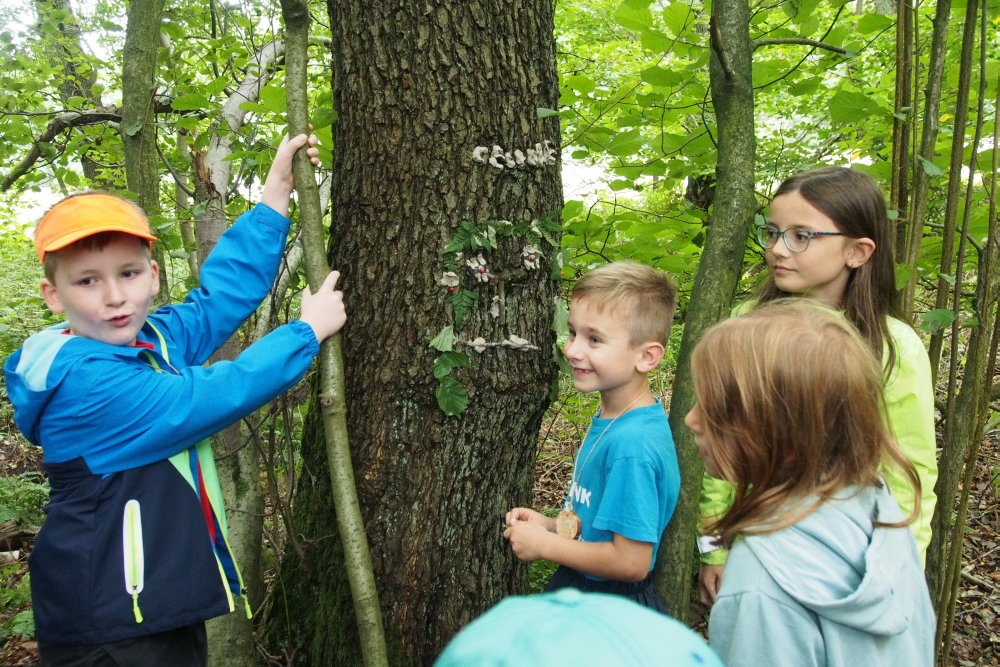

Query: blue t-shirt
[{"left": 563, "top": 400, "right": 680, "bottom": 578}]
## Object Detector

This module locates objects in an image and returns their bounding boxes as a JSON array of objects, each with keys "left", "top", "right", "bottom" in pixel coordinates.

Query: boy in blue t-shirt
[
  {"left": 504, "top": 261, "right": 680, "bottom": 612},
  {"left": 4, "top": 134, "right": 346, "bottom": 667}
]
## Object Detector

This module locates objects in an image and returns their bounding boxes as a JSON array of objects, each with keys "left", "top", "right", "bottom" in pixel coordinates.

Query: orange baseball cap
[{"left": 34, "top": 194, "right": 158, "bottom": 263}]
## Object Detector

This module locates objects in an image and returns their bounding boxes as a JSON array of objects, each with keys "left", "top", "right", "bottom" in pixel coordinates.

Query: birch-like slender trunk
[{"left": 278, "top": 0, "right": 388, "bottom": 664}]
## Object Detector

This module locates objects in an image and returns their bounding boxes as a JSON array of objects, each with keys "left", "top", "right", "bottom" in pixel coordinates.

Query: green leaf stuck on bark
[
  {"left": 435, "top": 376, "right": 468, "bottom": 416},
  {"left": 429, "top": 326, "right": 455, "bottom": 352},
  {"left": 433, "top": 351, "right": 470, "bottom": 380}
]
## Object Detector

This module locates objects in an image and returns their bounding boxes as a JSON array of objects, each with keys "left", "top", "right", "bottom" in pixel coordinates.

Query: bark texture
[
  {"left": 263, "top": 1, "right": 562, "bottom": 664},
  {"left": 121, "top": 0, "right": 167, "bottom": 297},
  {"left": 654, "top": 0, "right": 757, "bottom": 621},
  {"left": 901, "top": 0, "right": 952, "bottom": 317}
]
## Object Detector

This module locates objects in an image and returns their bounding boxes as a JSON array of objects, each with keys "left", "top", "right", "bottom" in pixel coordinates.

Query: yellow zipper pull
[{"left": 132, "top": 591, "right": 144, "bottom": 623}]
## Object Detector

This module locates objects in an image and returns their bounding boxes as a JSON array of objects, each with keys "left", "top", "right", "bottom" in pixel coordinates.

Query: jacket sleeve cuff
[
  {"left": 700, "top": 545, "right": 729, "bottom": 565},
  {"left": 288, "top": 319, "right": 321, "bottom": 356},
  {"left": 253, "top": 202, "right": 292, "bottom": 234}
]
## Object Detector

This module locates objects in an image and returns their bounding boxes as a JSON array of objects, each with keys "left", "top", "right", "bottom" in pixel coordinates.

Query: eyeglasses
[{"left": 755, "top": 224, "right": 845, "bottom": 253}]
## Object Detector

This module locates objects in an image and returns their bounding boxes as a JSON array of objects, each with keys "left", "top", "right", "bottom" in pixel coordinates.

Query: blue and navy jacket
[{"left": 3, "top": 203, "right": 320, "bottom": 646}]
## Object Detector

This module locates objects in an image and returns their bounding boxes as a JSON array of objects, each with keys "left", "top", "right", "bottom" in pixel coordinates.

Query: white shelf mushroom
[
  {"left": 488, "top": 145, "right": 505, "bottom": 170},
  {"left": 472, "top": 146, "right": 489, "bottom": 163}
]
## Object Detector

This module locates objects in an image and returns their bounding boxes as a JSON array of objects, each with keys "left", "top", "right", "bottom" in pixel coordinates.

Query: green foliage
[
  {"left": 449, "top": 290, "right": 478, "bottom": 327},
  {"left": 432, "top": 352, "right": 470, "bottom": 380},
  {"left": 920, "top": 310, "right": 956, "bottom": 335},
  {"left": 429, "top": 326, "right": 455, "bottom": 352},
  {"left": 435, "top": 376, "right": 468, "bottom": 418},
  {"left": 0, "top": 609, "right": 34, "bottom": 641},
  {"left": 0, "top": 565, "right": 33, "bottom": 641},
  {"left": 0, "top": 473, "right": 50, "bottom": 527},
  {"left": 528, "top": 559, "right": 559, "bottom": 594},
  {"left": 0, "top": 567, "right": 29, "bottom": 613}
]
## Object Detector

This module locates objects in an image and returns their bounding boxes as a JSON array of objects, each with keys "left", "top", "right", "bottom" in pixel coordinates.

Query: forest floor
[{"left": 0, "top": 405, "right": 42, "bottom": 667}]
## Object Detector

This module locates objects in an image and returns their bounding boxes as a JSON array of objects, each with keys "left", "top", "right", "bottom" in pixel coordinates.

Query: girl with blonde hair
[{"left": 687, "top": 301, "right": 934, "bottom": 667}]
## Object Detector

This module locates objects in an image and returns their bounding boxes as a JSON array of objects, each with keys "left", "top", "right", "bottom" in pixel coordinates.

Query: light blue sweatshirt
[{"left": 708, "top": 484, "right": 935, "bottom": 667}]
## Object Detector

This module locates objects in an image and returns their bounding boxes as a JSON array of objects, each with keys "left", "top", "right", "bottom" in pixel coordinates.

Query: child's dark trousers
[
  {"left": 37, "top": 622, "right": 207, "bottom": 667},
  {"left": 545, "top": 565, "right": 667, "bottom": 614}
]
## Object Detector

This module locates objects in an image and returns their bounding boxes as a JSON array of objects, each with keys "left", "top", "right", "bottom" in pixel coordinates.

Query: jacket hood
[
  {"left": 4, "top": 324, "right": 149, "bottom": 447},
  {"left": 4, "top": 324, "right": 77, "bottom": 445},
  {"left": 744, "top": 484, "right": 921, "bottom": 636}
]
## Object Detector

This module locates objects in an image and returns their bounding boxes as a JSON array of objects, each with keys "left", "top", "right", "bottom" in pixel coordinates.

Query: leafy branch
[{"left": 1, "top": 110, "right": 121, "bottom": 192}]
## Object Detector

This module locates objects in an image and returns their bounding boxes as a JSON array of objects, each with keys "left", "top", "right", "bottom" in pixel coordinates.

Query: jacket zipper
[{"left": 122, "top": 499, "right": 144, "bottom": 623}]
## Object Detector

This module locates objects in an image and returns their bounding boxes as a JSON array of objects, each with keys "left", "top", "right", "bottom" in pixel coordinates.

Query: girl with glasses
[
  {"left": 687, "top": 302, "right": 934, "bottom": 667},
  {"left": 697, "top": 167, "right": 938, "bottom": 608}
]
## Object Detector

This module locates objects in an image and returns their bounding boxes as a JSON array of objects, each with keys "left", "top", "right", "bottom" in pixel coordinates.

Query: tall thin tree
[{"left": 653, "top": 0, "right": 757, "bottom": 620}]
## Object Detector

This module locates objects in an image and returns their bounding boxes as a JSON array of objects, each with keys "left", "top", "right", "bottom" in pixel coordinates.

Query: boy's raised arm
[{"left": 150, "top": 135, "right": 320, "bottom": 366}]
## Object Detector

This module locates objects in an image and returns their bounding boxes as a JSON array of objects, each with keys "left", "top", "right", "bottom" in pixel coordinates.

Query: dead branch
[{"left": 752, "top": 37, "right": 849, "bottom": 54}]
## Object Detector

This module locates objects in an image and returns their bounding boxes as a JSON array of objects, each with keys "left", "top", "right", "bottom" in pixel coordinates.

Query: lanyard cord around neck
[{"left": 566, "top": 389, "right": 648, "bottom": 509}]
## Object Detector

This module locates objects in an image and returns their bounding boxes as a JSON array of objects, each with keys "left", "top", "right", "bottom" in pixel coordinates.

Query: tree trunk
[
  {"left": 926, "top": 0, "right": 979, "bottom": 384},
  {"left": 205, "top": 395, "right": 263, "bottom": 667},
  {"left": 281, "top": 0, "right": 389, "bottom": 661},
  {"left": 262, "top": 1, "right": 562, "bottom": 664},
  {"left": 901, "top": 0, "right": 952, "bottom": 319},
  {"left": 889, "top": 0, "right": 912, "bottom": 260},
  {"left": 926, "top": 5, "right": 997, "bottom": 627},
  {"left": 653, "top": 0, "right": 757, "bottom": 621},
  {"left": 188, "top": 39, "right": 285, "bottom": 667},
  {"left": 121, "top": 0, "right": 167, "bottom": 298}
]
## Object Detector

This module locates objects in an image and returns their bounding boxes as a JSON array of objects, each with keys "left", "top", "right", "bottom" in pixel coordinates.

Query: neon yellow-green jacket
[{"left": 699, "top": 308, "right": 938, "bottom": 566}]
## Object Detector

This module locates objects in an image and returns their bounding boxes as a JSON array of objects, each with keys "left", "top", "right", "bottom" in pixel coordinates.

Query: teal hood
[
  {"left": 744, "top": 485, "right": 925, "bottom": 636},
  {"left": 709, "top": 484, "right": 935, "bottom": 667}
]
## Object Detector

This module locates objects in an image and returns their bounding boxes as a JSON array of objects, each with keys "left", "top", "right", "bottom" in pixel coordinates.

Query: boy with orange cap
[{"left": 4, "top": 134, "right": 344, "bottom": 667}]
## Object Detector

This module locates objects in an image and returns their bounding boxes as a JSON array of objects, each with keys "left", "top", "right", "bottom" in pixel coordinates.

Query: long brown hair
[
  {"left": 756, "top": 167, "right": 903, "bottom": 375},
  {"left": 694, "top": 301, "right": 920, "bottom": 547}
]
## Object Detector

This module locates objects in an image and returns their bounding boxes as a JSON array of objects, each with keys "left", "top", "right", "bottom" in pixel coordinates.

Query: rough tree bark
[
  {"left": 653, "top": 0, "right": 757, "bottom": 622},
  {"left": 121, "top": 0, "right": 167, "bottom": 297},
  {"left": 262, "top": 1, "right": 562, "bottom": 664}
]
